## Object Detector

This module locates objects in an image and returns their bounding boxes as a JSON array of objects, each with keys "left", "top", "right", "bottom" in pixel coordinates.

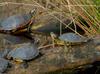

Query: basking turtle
[
  {"left": 56, "top": 33, "right": 89, "bottom": 45},
  {"left": 0, "top": 9, "right": 36, "bottom": 34},
  {"left": 7, "top": 42, "right": 39, "bottom": 63},
  {"left": 0, "top": 58, "right": 9, "bottom": 73}
]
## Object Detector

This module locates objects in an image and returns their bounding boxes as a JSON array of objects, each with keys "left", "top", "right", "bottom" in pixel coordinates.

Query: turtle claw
[{"left": 20, "top": 62, "right": 28, "bottom": 69}]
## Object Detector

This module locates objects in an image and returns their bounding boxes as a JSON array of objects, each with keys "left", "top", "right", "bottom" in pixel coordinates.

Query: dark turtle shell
[
  {"left": 7, "top": 42, "right": 39, "bottom": 61},
  {"left": 0, "top": 9, "right": 35, "bottom": 33},
  {"left": 59, "top": 33, "right": 88, "bottom": 44}
]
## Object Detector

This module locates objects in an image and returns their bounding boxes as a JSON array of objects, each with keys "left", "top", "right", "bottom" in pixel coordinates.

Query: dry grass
[{"left": 0, "top": 0, "right": 100, "bottom": 38}]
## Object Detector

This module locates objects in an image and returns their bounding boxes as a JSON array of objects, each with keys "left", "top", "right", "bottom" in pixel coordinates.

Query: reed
[{"left": 0, "top": 0, "right": 99, "bottom": 37}]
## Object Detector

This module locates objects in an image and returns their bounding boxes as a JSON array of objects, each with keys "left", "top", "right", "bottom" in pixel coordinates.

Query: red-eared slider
[
  {"left": 0, "top": 9, "right": 36, "bottom": 34},
  {"left": 0, "top": 58, "right": 9, "bottom": 73},
  {"left": 58, "top": 33, "right": 89, "bottom": 45},
  {"left": 7, "top": 42, "right": 39, "bottom": 63}
]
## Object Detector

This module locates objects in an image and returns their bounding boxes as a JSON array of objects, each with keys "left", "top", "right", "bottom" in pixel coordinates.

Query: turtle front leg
[{"left": 14, "top": 59, "right": 28, "bottom": 69}]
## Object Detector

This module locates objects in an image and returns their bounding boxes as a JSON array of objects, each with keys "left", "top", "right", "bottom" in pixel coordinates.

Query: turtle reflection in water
[
  {"left": 53, "top": 32, "right": 89, "bottom": 46},
  {"left": 0, "top": 9, "right": 36, "bottom": 35},
  {"left": 7, "top": 42, "right": 39, "bottom": 68}
]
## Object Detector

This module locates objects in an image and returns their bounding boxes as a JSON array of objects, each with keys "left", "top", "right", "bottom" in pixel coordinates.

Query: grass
[
  {"left": 31, "top": 0, "right": 100, "bottom": 37},
  {"left": 0, "top": 0, "right": 100, "bottom": 37}
]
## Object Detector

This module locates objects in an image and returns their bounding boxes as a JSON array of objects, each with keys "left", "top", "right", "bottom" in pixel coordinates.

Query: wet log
[{"left": 5, "top": 34, "right": 100, "bottom": 74}]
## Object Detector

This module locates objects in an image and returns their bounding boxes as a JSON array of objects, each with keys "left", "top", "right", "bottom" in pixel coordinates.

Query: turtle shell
[
  {"left": 59, "top": 33, "right": 88, "bottom": 43},
  {"left": 7, "top": 42, "right": 39, "bottom": 61},
  {"left": 0, "top": 10, "right": 35, "bottom": 33}
]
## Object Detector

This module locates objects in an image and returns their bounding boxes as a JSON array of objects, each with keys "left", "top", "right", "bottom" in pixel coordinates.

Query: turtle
[
  {"left": 7, "top": 42, "right": 39, "bottom": 63},
  {"left": 0, "top": 58, "right": 9, "bottom": 73},
  {"left": 55, "top": 32, "right": 89, "bottom": 45},
  {"left": 0, "top": 9, "right": 36, "bottom": 35}
]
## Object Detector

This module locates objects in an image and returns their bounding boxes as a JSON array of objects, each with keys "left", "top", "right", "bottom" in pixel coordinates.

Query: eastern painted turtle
[
  {"left": 0, "top": 9, "right": 36, "bottom": 35},
  {"left": 7, "top": 42, "right": 39, "bottom": 63},
  {"left": 55, "top": 33, "right": 89, "bottom": 45}
]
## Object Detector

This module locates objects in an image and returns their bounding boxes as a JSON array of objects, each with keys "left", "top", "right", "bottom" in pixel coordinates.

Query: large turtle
[
  {"left": 7, "top": 42, "right": 39, "bottom": 63},
  {"left": 55, "top": 32, "right": 89, "bottom": 45},
  {"left": 0, "top": 9, "right": 36, "bottom": 35}
]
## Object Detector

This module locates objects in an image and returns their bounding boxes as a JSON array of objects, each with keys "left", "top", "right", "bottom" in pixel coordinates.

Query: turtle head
[{"left": 30, "top": 9, "right": 36, "bottom": 17}]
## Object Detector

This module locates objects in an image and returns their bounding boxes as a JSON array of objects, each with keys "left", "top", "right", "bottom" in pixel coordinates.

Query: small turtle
[
  {"left": 0, "top": 58, "right": 9, "bottom": 73},
  {"left": 0, "top": 9, "right": 36, "bottom": 34},
  {"left": 57, "top": 33, "right": 89, "bottom": 45},
  {"left": 7, "top": 42, "right": 39, "bottom": 63}
]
